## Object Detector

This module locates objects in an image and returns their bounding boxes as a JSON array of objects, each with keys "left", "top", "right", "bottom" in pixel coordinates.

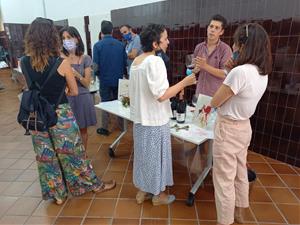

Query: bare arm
[
  {"left": 210, "top": 84, "right": 234, "bottom": 108},
  {"left": 128, "top": 48, "right": 138, "bottom": 59},
  {"left": 195, "top": 57, "right": 226, "bottom": 79},
  {"left": 202, "top": 63, "right": 226, "bottom": 78},
  {"left": 158, "top": 74, "right": 196, "bottom": 102},
  {"left": 57, "top": 59, "right": 78, "bottom": 96},
  {"left": 73, "top": 66, "right": 91, "bottom": 88}
]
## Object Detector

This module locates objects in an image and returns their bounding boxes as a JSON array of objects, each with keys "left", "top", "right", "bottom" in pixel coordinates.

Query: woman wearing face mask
[
  {"left": 23, "top": 18, "right": 115, "bottom": 206},
  {"left": 129, "top": 24, "right": 196, "bottom": 206},
  {"left": 60, "top": 26, "right": 97, "bottom": 154}
]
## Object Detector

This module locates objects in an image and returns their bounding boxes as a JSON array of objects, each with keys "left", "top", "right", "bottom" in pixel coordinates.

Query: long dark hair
[
  {"left": 233, "top": 23, "right": 272, "bottom": 75},
  {"left": 24, "top": 17, "right": 60, "bottom": 72},
  {"left": 59, "top": 26, "right": 84, "bottom": 57}
]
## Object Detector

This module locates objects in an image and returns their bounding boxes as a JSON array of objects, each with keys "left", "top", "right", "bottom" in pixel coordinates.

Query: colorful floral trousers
[{"left": 31, "top": 103, "right": 101, "bottom": 201}]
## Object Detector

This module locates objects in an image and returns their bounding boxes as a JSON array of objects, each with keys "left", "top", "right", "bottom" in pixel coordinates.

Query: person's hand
[
  {"left": 182, "top": 74, "right": 196, "bottom": 87},
  {"left": 195, "top": 57, "right": 207, "bottom": 69},
  {"left": 224, "top": 58, "right": 235, "bottom": 72},
  {"left": 192, "top": 63, "right": 201, "bottom": 74}
]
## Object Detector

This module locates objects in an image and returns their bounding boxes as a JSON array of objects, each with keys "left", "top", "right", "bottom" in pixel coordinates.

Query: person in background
[
  {"left": 60, "top": 26, "right": 97, "bottom": 154},
  {"left": 129, "top": 24, "right": 196, "bottom": 206},
  {"left": 210, "top": 23, "right": 272, "bottom": 225},
  {"left": 120, "top": 24, "right": 143, "bottom": 74},
  {"left": 23, "top": 17, "right": 116, "bottom": 205},
  {"left": 193, "top": 14, "right": 232, "bottom": 97},
  {"left": 93, "top": 20, "right": 127, "bottom": 136}
]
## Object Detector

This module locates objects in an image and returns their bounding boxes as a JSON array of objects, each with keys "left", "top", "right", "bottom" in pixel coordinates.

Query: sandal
[
  {"left": 55, "top": 198, "right": 65, "bottom": 205},
  {"left": 93, "top": 180, "right": 116, "bottom": 193}
]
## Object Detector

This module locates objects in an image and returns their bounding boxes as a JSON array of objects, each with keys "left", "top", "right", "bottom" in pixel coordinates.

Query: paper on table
[
  {"left": 118, "top": 79, "right": 129, "bottom": 101},
  {"left": 192, "top": 94, "right": 217, "bottom": 131}
]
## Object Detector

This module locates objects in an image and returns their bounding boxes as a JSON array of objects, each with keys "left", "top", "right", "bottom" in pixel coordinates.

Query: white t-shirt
[
  {"left": 129, "top": 55, "right": 172, "bottom": 126},
  {"left": 218, "top": 64, "right": 268, "bottom": 120}
]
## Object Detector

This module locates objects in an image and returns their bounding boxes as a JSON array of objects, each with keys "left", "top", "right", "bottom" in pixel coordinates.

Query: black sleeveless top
[{"left": 22, "top": 56, "right": 68, "bottom": 105}]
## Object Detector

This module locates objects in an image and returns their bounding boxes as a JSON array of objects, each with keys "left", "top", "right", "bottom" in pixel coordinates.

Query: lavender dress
[{"left": 68, "top": 55, "right": 97, "bottom": 129}]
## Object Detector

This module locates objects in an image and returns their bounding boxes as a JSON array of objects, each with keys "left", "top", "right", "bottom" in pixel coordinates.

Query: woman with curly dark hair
[{"left": 22, "top": 17, "right": 115, "bottom": 205}]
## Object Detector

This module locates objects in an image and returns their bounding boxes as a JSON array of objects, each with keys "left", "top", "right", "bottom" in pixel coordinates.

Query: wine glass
[
  {"left": 185, "top": 54, "right": 195, "bottom": 69},
  {"left": 191, "top": 94, "right": 198, "bottom": 107}
]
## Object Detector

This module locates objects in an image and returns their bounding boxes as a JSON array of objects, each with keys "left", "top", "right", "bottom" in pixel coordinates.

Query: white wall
[
  {"left": 0, "top": 0, "right": 164, "bottom": 23},
  {"left": 0, "top": 0, "right": 45, "bottom": 24}
]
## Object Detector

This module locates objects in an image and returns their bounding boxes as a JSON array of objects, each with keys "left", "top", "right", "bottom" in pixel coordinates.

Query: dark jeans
[{"left": 99, "top": 83, "right": 123, "bottom": 130}]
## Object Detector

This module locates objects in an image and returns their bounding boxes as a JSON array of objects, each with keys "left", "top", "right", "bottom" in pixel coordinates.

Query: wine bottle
[
  {"left": 170, "top": 97, "right": 178, "bottom": 120},
  {"left": 176, "top": 91, "right": 186, "bottom": 124}
]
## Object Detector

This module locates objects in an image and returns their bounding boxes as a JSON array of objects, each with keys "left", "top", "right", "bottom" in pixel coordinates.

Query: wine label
[{"left": 176, "top": 113, "right": 185, "bottom": 123}]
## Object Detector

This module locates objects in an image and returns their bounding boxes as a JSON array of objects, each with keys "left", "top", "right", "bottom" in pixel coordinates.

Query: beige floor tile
[
  {"left": 0, "top": 181, "right": 11, "bottom": 194},
  {"left": 2, "top": 181, "right": 33, "bottom": 196},
  {"left": 0, "top": 169, "right": 23, "bottom": 181},
  {"left": 8, "top": 159, "right": 34, "bottom": 170},
  {"left": 0, "top": 215, "right": 28, "bottom": 225},
  {"left": 16, "top": 169, "right": 38, "bottom": 182},
  {"left": 22, "top": 181, "right": 42, "bottom": 197},
  {"left": 123, "top": 171, "right": 133, "bottom": 183},
  {"left": 87, "top": 199, "right": 117, "bottom": 217},
  {"left": 0, "top": 196, "right": 18, "bottom": 217},
  {"left": 6, "top": 197, "right": 41, "bottom": 216},
  {"left": 24, "top": 216, "right": 56, "bottom": 225}
]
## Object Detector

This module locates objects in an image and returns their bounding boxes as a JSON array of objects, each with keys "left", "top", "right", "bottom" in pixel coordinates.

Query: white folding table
[{"left": 95, "top": 100, "right": 214, "bottom": 206}]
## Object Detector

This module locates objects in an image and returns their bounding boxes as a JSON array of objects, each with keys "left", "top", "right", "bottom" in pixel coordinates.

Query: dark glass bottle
[
  {"left": 176, "top": 91, "right": 186, "bottom": 123},
  {"left": 170, "top": 97, "right": 178, "bottom": 120}
]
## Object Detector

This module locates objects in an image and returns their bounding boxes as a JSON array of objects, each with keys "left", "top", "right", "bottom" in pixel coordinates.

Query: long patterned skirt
[
  {"left": 31, "top": 103, "right": 102, "bottom": 201},
  {"left": 133, "top": 123, "right": 174, "bottom": 195}
]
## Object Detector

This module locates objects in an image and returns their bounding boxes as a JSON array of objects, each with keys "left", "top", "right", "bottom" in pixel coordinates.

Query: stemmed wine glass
[{"left": 185, "top": 54, "right": 195, "bottom": 70}]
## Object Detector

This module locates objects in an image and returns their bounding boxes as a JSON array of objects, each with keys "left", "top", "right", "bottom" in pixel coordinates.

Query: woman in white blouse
[
  {"left": 129, "top": 24, "right": 196, "bottom": 206},
  {"left": 210, "top": 23, "right": 272, "bottom": 225}
]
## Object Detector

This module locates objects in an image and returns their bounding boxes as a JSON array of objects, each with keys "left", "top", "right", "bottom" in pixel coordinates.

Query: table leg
[
  {"left": 108, "top": 119, "right": 128, "bottom": 157},
  {"left": 186, "top": 139, "right": 213, "bottom": 206}
]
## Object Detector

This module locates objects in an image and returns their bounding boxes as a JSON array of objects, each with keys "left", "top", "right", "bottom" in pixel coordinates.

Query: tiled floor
[{"left": 0, "top": 69, "right": 299, "bottom": 225}]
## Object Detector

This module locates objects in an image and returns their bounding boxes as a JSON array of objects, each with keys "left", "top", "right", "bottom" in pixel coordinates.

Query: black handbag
[{"left": 17, "top": 57, "right": 65, "bottom": 135}]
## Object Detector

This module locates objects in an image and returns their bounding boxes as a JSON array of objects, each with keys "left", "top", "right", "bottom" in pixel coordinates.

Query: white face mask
[{"left": 63, "top": 39, "right": 76, "bottom": 51}]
